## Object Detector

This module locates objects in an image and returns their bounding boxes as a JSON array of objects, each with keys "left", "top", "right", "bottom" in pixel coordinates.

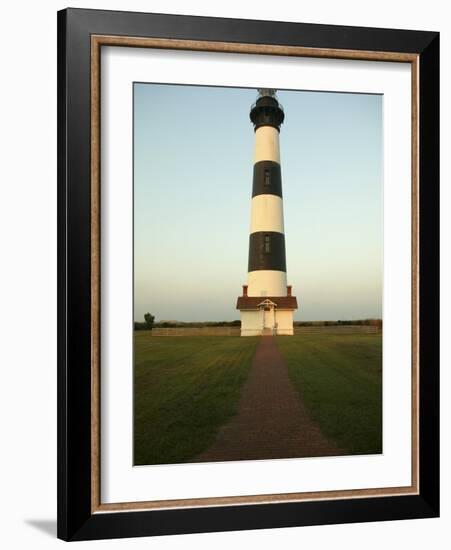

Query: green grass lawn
[
  {"left": 134, "top": 333, "right": 259, "bottom": 465},
  {"left": 276, "top": 333, "right": 382, "bottom": 455}
]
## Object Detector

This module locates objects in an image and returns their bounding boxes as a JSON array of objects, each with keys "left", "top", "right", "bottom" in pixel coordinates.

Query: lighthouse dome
[{"left": 250, "top": 89, "right": 284, "bottom": 131}]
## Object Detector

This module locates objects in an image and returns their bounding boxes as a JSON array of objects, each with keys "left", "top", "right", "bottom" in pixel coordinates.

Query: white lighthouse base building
[{"left": 237, "top": 287, "right": 297, "bottom": 337}]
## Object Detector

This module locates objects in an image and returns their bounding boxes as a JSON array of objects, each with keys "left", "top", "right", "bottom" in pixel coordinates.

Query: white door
[{"left": 263, "top": 307, "right": 274, "bottom": 329}]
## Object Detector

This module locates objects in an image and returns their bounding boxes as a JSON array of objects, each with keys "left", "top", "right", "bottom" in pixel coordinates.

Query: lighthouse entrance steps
[{"left": 192, "top": 336, "right": 342, "bottom": 462}]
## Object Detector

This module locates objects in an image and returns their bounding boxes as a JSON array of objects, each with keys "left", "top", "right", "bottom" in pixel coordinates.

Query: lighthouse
[{"left": 237, "top": 89, "right": 298, "bottom": 336}]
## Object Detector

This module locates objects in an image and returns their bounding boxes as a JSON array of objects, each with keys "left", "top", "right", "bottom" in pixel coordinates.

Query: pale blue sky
[{"left": 134, "top": 83, "right": 382, "bottom": 322}]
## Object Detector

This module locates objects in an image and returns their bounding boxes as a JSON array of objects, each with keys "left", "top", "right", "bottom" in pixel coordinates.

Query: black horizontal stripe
[
  {"left": 252, "top": 161, "right": 282, "bottom": 198},
  {"left": 248, "top": 231, "right": 286, "bottom": 272}
]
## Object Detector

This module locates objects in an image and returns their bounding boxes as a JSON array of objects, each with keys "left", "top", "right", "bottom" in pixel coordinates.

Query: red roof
[{"left": 236, "top": 296, "right": 298, "bottom": 310}]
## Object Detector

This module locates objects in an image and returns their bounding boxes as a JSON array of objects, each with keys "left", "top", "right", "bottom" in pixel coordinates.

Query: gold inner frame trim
[{"left": 90, "top": 35, "right": 420, "bottom": 514}]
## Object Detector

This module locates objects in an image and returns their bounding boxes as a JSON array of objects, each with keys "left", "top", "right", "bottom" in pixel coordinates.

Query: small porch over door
[{"left": 259, "top": 299, "right": 277, "bottom": 334}]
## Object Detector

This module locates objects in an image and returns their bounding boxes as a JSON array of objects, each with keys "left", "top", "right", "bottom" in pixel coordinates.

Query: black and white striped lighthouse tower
[{"left": 237, "top": 89, "right": 298, "bottom": 336}]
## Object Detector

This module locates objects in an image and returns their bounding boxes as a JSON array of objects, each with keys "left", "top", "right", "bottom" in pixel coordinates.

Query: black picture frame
[{"left": 57, "top": 7, "right": 439, "bottom": 541}]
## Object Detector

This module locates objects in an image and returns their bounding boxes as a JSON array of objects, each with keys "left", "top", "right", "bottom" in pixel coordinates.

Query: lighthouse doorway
[
  {"left": 263, "top": 308, "right": 274, "bottom": 330},
  {"left": 260, "top": 300, "right": 276, "bottom": 332}
]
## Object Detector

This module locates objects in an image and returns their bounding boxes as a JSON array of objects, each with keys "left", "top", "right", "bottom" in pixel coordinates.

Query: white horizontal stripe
[
  {"left": 247, "top": 270, "right": 287, "bottom": 297},
  {"left": 253, "top": 126, "right": 280, "bottom": 163},
  {"left": 250, "top": 194, "right": 284, "bottom": 234}
]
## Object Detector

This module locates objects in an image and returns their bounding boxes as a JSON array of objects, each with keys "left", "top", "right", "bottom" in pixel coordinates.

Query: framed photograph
[{"left": 57, "top": 8, "right": 439, "bottom": 541}]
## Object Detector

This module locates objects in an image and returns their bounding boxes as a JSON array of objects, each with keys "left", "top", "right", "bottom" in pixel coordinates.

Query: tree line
[
  {"left": 134, "top": 313, "right": 382, "bottom": 331},
  {"left": 293, "top": 319, "right": 382, "bottom": 327}
]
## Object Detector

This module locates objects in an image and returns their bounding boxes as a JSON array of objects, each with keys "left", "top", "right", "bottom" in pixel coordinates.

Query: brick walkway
[{"left": 193, "top": 335, "right": 342, "bottom": 462}]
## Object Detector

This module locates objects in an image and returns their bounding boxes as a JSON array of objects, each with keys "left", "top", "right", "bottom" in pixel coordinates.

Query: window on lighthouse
[
  {"left": 264, "top": 234, "right": 271, "bottom": 253},
  {"left": 264, "top": 168, "right": 271, "bottom": 186}
]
